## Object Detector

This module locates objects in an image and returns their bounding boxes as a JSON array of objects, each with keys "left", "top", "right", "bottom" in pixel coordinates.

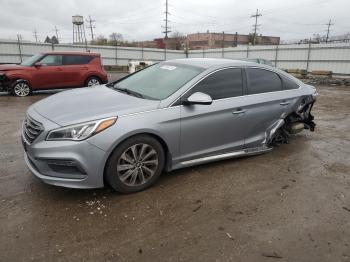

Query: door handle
[
  {"left": 280, "top": 101, "right": 290, "bottom": 106},
  {"left": 56, "top": 67, "right": 63, "bottom": 71},
  {"left": 232, "top": 109, "right": 246, "bottom": 114}
]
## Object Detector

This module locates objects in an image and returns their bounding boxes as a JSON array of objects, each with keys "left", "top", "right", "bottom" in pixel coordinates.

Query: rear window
[
  {"left": 282, "top": 76, "right": 299, "bottom": 90},
  {"left": 247, "top": 68, "right": 282, "bottom": 94},
  {"left": 63, "top": 55, "right": 94, "bottom": 65}
]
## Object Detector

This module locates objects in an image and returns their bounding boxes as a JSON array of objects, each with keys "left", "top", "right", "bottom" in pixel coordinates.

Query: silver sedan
[{"left": 22, "top": 58, "right": 317, "bottom": 193}]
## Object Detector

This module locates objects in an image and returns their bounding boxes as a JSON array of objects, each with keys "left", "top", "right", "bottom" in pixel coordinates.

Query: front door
[
  {"left": 31, "top": 54, "right": 66, "bottom": 89},
  {"left": 179, "top": 68, "right": 246, "bottom": 162}
]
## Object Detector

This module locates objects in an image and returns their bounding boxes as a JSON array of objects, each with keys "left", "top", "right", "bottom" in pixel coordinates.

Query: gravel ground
[{"left": 0, "top": 81, "right": 349, "bottom": 262}]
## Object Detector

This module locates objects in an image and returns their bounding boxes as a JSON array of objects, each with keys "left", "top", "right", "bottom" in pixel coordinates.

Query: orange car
[{"left": 0, "top": 51, "right": 108, "bottom": 96}]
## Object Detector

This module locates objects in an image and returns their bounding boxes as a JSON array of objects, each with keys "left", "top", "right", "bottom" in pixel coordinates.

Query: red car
[{"left": 0, "top": 51, "right": 108, "bottom": 97}]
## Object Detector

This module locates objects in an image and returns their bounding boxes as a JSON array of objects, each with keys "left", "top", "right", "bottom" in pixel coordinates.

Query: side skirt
[{"left": 177, "top": 145, "right": 273, "bottom": 169}]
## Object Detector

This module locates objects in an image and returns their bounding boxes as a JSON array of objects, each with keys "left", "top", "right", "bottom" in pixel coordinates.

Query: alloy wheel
[
  {"left": 117, "top": 143, "right": 159, "bottom": 187},
  {"left": 87, "top": 78, "right": 100, "bottom": 87},
  {"left": 14, "top": 82, "right": 30, "bottom": 97}
]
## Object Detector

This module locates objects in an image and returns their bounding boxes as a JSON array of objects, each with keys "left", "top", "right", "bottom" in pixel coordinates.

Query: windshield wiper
[{"left": 113, "top": 86, "right": 145, "bottom": 99}]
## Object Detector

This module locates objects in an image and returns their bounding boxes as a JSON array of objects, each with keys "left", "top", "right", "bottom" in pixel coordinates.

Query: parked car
[
  {"left": 239, "top": 58, "right": 275, "bottom": 67},
  {"left": 128, "top": 60, "right": 154, "bottom": 73},
  {"left": 0, "top": 52, "right": 108, "bottom": 96},
  {"left": 22, "top": 58, "right": 316, "bottom": 193}
]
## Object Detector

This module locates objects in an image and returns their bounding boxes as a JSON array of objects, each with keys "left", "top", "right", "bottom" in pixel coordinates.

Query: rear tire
[
  {"left": 85, "top": 76, "right": 101, "bottom": 87},
  {"left": 12, "top": 81, "right": 32, "bottom": 97},
  {"left": 105, "top": 135, "right": 165, "bottom": 193}
]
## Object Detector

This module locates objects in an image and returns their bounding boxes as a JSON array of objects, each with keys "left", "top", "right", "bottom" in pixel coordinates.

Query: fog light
[{"left": 46, "top": 159, "right": 77, "bottom": 166}]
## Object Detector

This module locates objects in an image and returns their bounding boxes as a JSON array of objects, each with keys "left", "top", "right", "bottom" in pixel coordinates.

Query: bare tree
[
  {"left": 95, "top": 35, "right": 108, "bottom": 45},
  {"left": 109, "top": 33, "right": 123, "bottom": 46},
  {"left": 167, "top": 31, "right": 186, "bottom": 50}
]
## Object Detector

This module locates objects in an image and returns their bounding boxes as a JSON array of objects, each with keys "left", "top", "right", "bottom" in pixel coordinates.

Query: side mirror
[
  {"left": 184, "top": 92, "right": 213, "bottom": 105},
  {"left": 34, "top": 62, "right": 42, "bottom": 67}
]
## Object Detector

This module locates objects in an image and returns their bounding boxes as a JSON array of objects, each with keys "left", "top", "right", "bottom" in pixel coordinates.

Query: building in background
[
  {"left": 120, "top": 32, "right": 280, "bottom": 50},
  {"left": 135, "top": 37, "right": 185, "bottom": 50},
  {"left": 186, "top": 32, "right": 280, "bottom": 50}
]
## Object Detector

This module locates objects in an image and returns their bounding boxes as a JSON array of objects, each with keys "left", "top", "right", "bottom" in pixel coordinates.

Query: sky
[{"left": 0, "top": 0, "right": 349, "bottom": 43}]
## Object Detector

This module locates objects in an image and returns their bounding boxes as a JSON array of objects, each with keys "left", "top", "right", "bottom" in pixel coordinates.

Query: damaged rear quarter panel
[{"left": 243, "top": 83, "right": 316, "bottom": 148}]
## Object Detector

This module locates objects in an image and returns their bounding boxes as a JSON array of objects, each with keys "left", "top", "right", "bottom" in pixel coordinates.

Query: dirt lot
[{"left": 0, "top": 83, "right": 349, "bottom": 262}]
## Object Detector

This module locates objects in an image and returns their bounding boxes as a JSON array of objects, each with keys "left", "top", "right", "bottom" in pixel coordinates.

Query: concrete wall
[
  {"left": 1, "top": 39, "right": 350, "bottom": 75},
  {"left": 0, "top": 40, "right": 186, "bottom": 66},
  {"left": 189, "top": 42, "right": 350, "bottom": 75}
]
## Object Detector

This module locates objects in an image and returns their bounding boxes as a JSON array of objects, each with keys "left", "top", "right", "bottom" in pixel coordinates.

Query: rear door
[
  {"left": 242, "top": 67, "right": 294, "bottom": 148},
  {"left": 179, "top": 68, "right": 246, "bottom": 161},
  {"left": 31, "top": 54, "right": 65, "bottom": 88},
  {"left": 61, "top": 55, "right": 93, "bottom": 86}
]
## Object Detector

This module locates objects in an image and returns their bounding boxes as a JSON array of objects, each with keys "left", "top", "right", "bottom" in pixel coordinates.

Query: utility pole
[
  {"left": 325, "top": 19, "right": 334, "bottom": 43},
  {"left": 17, "top": 34, "right": 23, "bottom": 63},
  {"left": 86, "top": 15, "right": 96, "bottom": 41},
  {"left": 162, "top": 0, "right": 171, "bottom": 39},
  {"left": 162, "top": 0, "right": 171, "bottom": 60},
  {"left": 54, "top": 26, "right": 59, "bottom": 40},
  {"left": 33, "top": 29, "right": 38, "bottom": 43},
  {"left": 251, "top": 9, "right": 262, "bottom": 45}
]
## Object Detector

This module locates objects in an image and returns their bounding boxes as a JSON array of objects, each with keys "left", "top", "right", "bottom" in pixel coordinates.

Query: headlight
[{"left": 46, "top": 117, "right": 117, "bottom": 141}]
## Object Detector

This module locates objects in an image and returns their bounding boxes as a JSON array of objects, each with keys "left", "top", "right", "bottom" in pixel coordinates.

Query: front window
[
  {"left": 110, "top": 63, "right": 204, "bottom": 100},
  {"left": 186, "top": 68, "right": 243, "bottom": 100},
  {"left": 20, "top": 54, "right": 43, "bottom": 66},
  {"left": 39, "top": 55, "right": 63, "bottom": 66}
]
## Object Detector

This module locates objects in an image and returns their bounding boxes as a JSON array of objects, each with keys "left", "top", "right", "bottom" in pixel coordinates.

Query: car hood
[
  {"left": 0, "top": 64, "right": 27, "bottom": 71},
  {"left": 32, "top": 85, "right": 160, "bottom": 126}
]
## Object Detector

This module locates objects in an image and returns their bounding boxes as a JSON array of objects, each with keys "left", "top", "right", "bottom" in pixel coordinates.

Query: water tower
[{"left": 72, "top": 15, "right": 87, "bottom": 44}]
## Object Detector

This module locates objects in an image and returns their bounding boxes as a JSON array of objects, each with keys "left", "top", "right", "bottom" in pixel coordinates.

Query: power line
[
  {"left": 251, "top": 9, "right": 262, "bottom": 45},
  {"left": 33, "top": 29, "right": 38, "bottom": 42},
  {"left": 325, "top": 19, "right": 334, "bottom": 43},
  {"left": 162, "top": 0, "right": 171, "bottom": 39}
]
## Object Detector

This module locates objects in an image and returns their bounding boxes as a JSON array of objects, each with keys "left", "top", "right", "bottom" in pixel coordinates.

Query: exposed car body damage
[
  {"left": 0, "top": 72, "right": 11, "bottom": 92},
  {"left": 269, "top": 96, "right": 316, "bottom": 145}
]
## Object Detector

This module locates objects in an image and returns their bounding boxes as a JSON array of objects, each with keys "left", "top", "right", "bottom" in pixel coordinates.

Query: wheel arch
[
  {"left": 10, "top": 78, "right": 32, "bottom": 95},
  {"left": 102, "top": 132, "right": 172, "bottom": 186},
  {"left": 6, "top": 71, "right": 32, "bottom": 85},
  {"left": 84, "top": 74, "right": 102, "bottom": 86}
]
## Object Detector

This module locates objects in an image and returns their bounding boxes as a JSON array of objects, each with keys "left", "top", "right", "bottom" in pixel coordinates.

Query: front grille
[{"left": 23, "top": 115, "right": 43, "bottom": 144}]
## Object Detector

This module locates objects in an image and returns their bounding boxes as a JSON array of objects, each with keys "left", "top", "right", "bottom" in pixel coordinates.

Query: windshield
[
  {"left": 21, "top": 54, "right": 43, "bottom": 66},
  {"left": 111, "top": 63, "right": 204, "bottom": 100}
]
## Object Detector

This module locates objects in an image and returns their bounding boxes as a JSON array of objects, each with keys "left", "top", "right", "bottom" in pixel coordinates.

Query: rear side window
[
  {"left": 247, "top": 68, "right": 282, "bottom": 94},
  {"left": 282, "top": 76, "right": 299, "bottom": 90},
  {"left": 63, "top": 55, "right": 94, "bottom": 65},
  {"left": 189, "top": 68, "right": 243, "bottom": 100}
]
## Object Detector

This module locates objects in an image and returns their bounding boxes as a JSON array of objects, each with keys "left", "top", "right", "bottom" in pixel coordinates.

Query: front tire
[
  {"left": 12, "top": 81, "right": 32, "bottom": 97},
  {"left": 105, "top": 135, "right": 165, "bottom": 193},
  {"left": 85, "top": 76, "right": 101, "bottom": 87}
]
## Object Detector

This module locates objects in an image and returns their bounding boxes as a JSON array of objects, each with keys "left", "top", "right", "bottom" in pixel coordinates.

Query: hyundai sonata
[{"left": 22, "top": 58, "right": 316, "bottom": 193}]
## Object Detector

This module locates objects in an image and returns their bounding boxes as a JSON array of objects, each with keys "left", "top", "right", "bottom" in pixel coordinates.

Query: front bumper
[
  {"left": 0, "top": 72, "right": 10, "bottom": 92},
  {"left": 22, "top": 108, "right": 108, "bottom": 189}
]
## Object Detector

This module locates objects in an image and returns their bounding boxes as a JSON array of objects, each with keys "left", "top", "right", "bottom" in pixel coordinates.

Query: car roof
[
  {"left": 41, "top": 51, "right": 100, "bottom": 56},
  {"left": 165, "top": 58, "right": 255, "bottom": 69}
]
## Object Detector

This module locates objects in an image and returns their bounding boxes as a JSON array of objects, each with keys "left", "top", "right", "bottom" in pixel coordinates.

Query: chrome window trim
[
  {"left": 169, "top": 65, "right": 301, "bottom": 107},
  {"left": 119, "top": 65, "right": 303, "bottom": 118}
]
